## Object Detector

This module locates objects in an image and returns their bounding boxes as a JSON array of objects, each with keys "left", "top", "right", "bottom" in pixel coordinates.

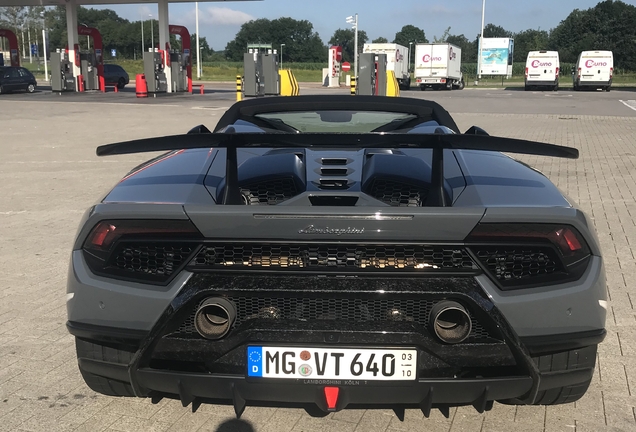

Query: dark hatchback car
[
  {"left": 103, "top": 63, "right": 129, "bottom": 89},
  {"left": 0, "top": 66, "right": 37, "bottom": 94}
]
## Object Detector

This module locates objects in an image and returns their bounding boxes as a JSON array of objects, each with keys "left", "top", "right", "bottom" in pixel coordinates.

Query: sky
[{"left": 92, "top": 0, "right": 636, "bottom": 51}]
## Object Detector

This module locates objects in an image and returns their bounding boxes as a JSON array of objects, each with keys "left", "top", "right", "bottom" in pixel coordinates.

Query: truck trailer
[{"left": 414, "top": 43, "right": 464, "bottom": 90}]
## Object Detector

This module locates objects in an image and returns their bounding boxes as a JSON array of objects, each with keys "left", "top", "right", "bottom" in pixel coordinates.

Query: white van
[
  {"left": 573, "top": 50, "right": 613, "bottom": 91},
  {"left": 524, "top": 51, "right": 560, "bottom": 91}
]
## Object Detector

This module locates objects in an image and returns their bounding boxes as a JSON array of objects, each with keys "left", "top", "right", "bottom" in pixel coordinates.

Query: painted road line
[{"left": 619, "top": 100, "right": 636, "bottom": 112}]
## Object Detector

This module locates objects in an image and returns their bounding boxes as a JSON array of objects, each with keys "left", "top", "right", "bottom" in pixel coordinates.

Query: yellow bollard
[
  {"left": 350, "top": 76, "right": 356, "bottom": 96},
  {"left": 236, "top": 75, "right": 242, "bottom": 101}
]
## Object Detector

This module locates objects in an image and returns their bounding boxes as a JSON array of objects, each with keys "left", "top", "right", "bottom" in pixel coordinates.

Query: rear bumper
[{"left": 525, "top": 80, "right": 557, "bottom": 87}]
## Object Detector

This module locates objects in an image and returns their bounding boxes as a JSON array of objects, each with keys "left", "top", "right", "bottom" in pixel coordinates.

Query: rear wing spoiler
[{"left": 96, "top": 131, "right": 578, "bottom": 206}]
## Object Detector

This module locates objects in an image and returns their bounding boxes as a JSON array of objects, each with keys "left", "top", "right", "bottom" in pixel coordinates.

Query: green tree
[
  {"left": 225, "top": 17, "right": 325, "bottom": 62},
  {"left": 328, "top": 28, "right": 369, "bottom": 63},
  {"left": 393, "top": 24, "right": 427, "bottom": 48},
  {"left": 482, "top": 23, "right": 512, "bottom": 38},
  {"left": 512, "top": 29, "right": 549, "bottom": 63},
  {"left": 447, "top": 33, "right": 477, "bottom": 63},
  {"left": 433, "top": 26, "right": 451, "bottom": 43},
  {"left": 549, "top": 0, "right": 636, "bottom": 69},
  {"left": 394, "top": 25, "right": 427, "bottom": 68},
  {"left": 372, "top": 37, "right": 389, "bottom": 43}
]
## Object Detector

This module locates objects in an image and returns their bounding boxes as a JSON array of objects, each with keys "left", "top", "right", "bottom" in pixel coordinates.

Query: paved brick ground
[{"left": 1, "top": 93, "right": 635, "bottom": 431}]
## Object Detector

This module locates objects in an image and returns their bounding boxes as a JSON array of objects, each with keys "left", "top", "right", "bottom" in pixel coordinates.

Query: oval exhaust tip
[
  {"left": 429, "top": 301, "right": 472, "bottom": 344},
  {"left": 194, "top": 298, "right": 236, "bottom": 340}
]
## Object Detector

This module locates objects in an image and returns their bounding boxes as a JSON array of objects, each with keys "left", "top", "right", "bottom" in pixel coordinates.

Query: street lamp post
[
  {"left": 409, "top": 41, "right": 413, "bottom": 71},
  {"left": 41, "top": 12, "right": 48, "bottom": 81},
  {"left": 196, "top": 2, "right": 201, "bottom": 78},
  {"left": 150, "top": 14, "right": 154, "bottom": 51},
  {"left": 280, "top": 43, "right": 285, "bottom": 69},
  {"left": 346, "top": 14, "right": 358, "bottom": 80},
  {"left": 477, "top": 0, "right": 486, "bottom": 82},
  {"left": 141, "top": 14, "right": 144, "bottom": 53}
]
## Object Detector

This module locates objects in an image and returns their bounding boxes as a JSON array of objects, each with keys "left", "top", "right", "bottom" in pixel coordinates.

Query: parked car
[
  {"left": 0, "top": 66, "right": 37, "bottom": 94},
  {"left": 103, "top": 63, "right": 129, "bottom": 89},
  {"left": 67, "top": 95, "right": 605, "bottom": 419}
]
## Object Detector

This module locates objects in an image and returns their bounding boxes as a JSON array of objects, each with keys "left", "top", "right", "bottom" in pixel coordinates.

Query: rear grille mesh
[
  {"left": 110, "top": 243, "right": 195, "bottom": 278},
  {"left": 240, "top": 178, "right": 298, "bottom": 205},
  {"left": 189, "top": 244, "right": 476, "bottom": 272},
  {"left": 367, "top": 179, "right": 429, "bottom": 207},
  {"left": 175, "top": 296, "right": 495, "bottom": 341},
  {"left": 471, "top": 246, "right": 561, "bottom": 281}
]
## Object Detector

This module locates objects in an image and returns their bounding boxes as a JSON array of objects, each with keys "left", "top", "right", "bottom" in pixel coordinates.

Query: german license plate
[{"left": 247, "top": 347, "right": 417, "bottom": 381}]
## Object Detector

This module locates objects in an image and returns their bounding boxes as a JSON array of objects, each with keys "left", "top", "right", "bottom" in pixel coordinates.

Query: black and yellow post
[
  {"left": 236, "top": 75, "right": 243, "bottom": 101},
  {"left": 350, "top": 76, "right": 356, "bottom": 96}
]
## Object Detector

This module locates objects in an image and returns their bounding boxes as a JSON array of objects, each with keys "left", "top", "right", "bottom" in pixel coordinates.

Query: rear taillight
[
  {"left": 555, "top": 67, "right": 559, "bottom": 77},
  {"left": 82, "top": 220, "right": 202, "bottom": 284},
  {"left": 525, "top": 67, "right": 528, "bottom": 78},
  {"left": 578, "top": 68, "right": 582, "bottom": 78},
  {"left": 610, "top": 67, "right": 613, "bottom": 79},
  {"left": 465, "top": 224, "right": 591, "bottom": 289}
]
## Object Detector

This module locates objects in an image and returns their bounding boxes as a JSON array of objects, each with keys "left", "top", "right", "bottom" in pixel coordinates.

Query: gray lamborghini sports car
[{"left": 67, "top": 96, "right": 606, "bottom": 418}]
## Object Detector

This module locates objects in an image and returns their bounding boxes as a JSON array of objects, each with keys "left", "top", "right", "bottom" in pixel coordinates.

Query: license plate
[{"left": 247, "top": 347, "right": 417, "bottom": 381}]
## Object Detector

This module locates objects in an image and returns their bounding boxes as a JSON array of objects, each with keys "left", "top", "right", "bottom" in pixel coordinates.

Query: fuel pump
[
  {"left": 358, "top": 53, "right": 387, "bottom": 96},
  {"left": 243, "top": 50, "right": 265, "bottom": 97},
  {"left": 262, "top": 50, "right": 280, "bottom": 95},
  {"left": 143, "top": 50, "right": 167, "bottom": 94},
  {"left": 50, "top": 50, "right": 76, "bottom": 92},
  {"left": 77, "top": 26, "right": 104, "bottom": 91},
  {"left": 79, "top": 51, "right": 99, "bottom": 90},
  {"left": 169, "top": 50, "right": 186, "bottom": 92}
]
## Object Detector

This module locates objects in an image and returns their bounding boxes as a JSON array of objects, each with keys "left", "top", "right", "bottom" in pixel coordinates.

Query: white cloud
[{"left": 199, "top": 7, "right": 255, "bottom": 26}]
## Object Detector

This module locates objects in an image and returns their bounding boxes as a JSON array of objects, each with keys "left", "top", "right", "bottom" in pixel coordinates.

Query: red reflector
[
  {"left": 563, "top": 229, "right": 582, "bottom": 251},
  {"left": 324, "top": 387, "right": 339, "bottom": 409}
]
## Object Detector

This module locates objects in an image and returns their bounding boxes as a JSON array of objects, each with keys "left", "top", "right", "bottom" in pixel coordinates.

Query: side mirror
[{"left": 464, "top": 126, "right": 489, "bottom": 136}]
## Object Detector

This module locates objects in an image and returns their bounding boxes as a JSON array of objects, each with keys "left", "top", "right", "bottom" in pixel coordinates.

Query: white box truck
[
  {"left": 524, "top": 51, "right": 560, "bottom": 91},
  {"left": 573, "top": 50, "right": 613, "bottom": 92},
  {"left": 414, "top": 43, "right": 464, "bottom": 90},
  {"left": 362, "top": 43, "right": 411, "bottom": 89}
]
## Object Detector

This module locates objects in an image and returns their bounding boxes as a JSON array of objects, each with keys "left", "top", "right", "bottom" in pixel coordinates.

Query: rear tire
[
  {"left": 117, "top": 78, "right": 126, "bottom": 89},
  {"left": 457, "top": 79, "right": 465, "bottom": 90},
  {"left": 75, "top": 338, "right": 136, "bottom": 397},
  {"left": 500, "top": 345, "right": 597, "bottom": 406},
  {"left": 605, "top": 86, "right": 611, "bottom": 92}
]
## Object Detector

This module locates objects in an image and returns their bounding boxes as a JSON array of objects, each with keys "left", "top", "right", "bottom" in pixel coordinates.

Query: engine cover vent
[{"left": 368, "top": 179, "right": 428, "bottom": 207}]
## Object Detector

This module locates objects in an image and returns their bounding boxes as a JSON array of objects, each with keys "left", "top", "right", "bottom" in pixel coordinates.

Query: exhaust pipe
[
  {"left": 194, "top": 297, "right": 236, "bottom": 340},
  {"left": 429, "top": 301, "right": 472, "bottom": 344}
]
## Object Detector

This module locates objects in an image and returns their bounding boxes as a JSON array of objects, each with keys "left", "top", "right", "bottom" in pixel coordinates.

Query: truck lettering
[
  {"left": 423, "top": 54, "right": 442, "bottom": 63},
  {"left": 531, "top": 60, "right": 552, "bottom": 68},
  {"left": 585, "top": 60, "right": 607, "bottom": 68}
]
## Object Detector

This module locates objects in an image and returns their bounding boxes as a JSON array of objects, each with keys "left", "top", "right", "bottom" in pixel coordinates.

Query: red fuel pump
[
  {"left": 168, "top": 25, "right": 193, "bottom": 92},
  {"left": 77, "top": 26, "right": 104, "bottom": 91}
]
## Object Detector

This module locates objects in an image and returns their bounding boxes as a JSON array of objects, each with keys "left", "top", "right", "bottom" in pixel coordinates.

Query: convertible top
[{"left": 214, "top": 95, "right": 461, "bottom": 133}]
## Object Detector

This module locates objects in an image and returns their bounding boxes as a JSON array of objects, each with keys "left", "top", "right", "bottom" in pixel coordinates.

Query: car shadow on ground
[{"left": 214, "top": 419, "right": 255, "bottom": 432}]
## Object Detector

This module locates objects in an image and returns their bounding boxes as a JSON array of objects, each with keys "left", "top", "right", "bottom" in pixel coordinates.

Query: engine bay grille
[
  {"left": 367, "top": 179, "right": 429, "bottom": 207},
  {"left": 240, "top": 178, "right": 299, "bottom": 205},
  {"left": 188, "top": 244, "right": 477, "bottom": 272}
]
